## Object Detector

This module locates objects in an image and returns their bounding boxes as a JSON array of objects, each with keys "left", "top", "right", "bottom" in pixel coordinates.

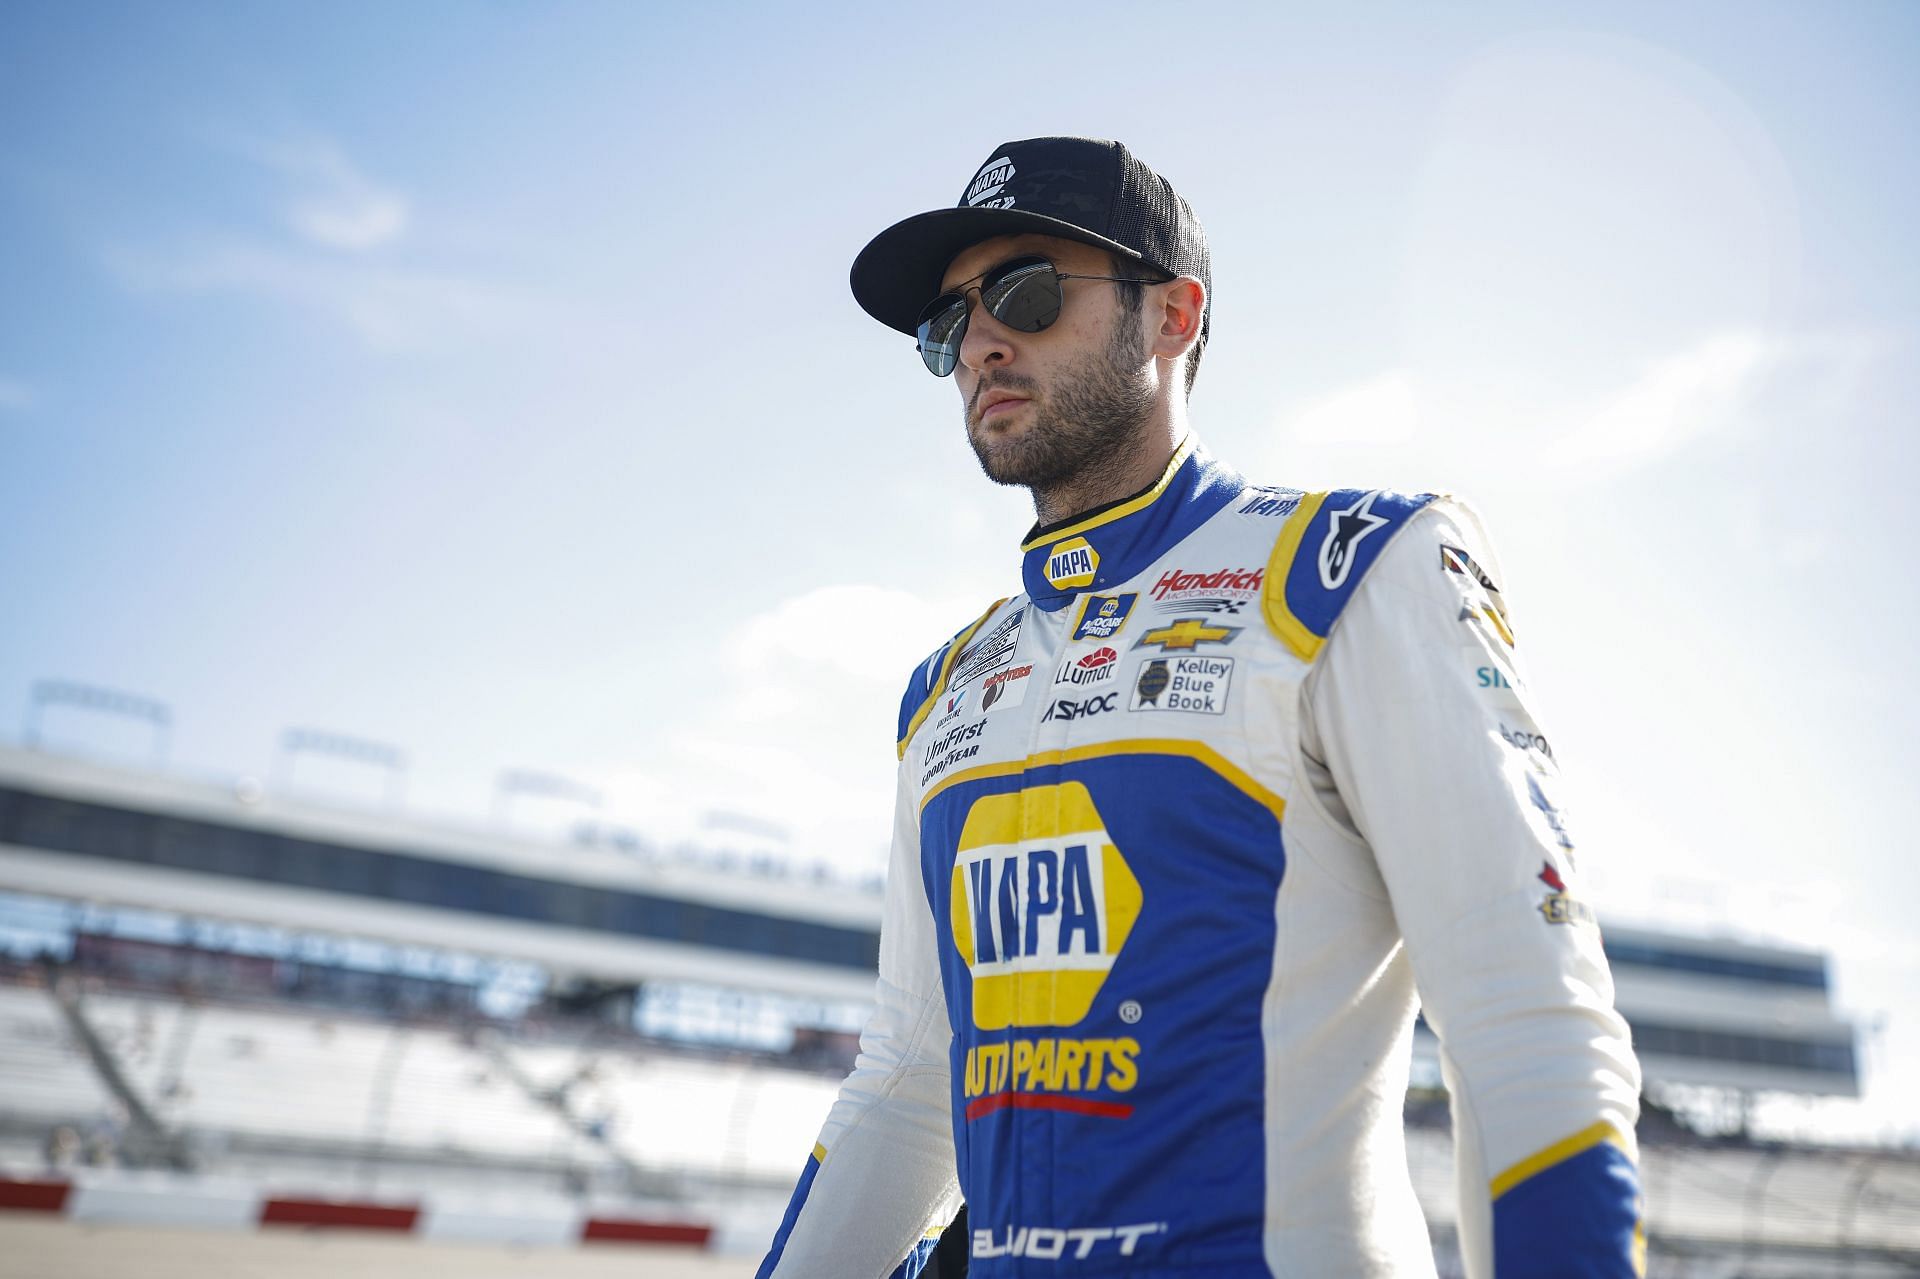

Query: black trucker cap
[{"left": 850, "top": 136, "right": 1210, "bottom": 341}]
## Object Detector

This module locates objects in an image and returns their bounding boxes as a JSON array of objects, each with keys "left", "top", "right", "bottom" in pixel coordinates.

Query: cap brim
[{"left": 850, "top": 206, "right": 1145, "bottom": 336}]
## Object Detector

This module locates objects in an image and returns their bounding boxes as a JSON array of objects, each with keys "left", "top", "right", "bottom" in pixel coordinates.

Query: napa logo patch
[
  {"left": 1071, "top": 593, "right": 1137, "bottom": 641},
  {"left": 1044, "top": 537, "right": 1099, "bottom": 590},
  {"left": 965, "top": 155, "right": 1018, "bottom": 208},
  {"left": 950, "top": 781, "right": 1142, "bottom": 1030}
]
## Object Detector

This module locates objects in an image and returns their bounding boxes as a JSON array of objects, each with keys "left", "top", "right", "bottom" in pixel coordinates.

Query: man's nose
[{"left": 957, "top": 299, "right": 1015, "bottom": 374}]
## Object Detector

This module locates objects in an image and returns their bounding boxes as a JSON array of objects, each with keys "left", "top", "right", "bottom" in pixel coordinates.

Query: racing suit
[{"left": 759, "top": 438, "right": 1643, "bottom": 1278}]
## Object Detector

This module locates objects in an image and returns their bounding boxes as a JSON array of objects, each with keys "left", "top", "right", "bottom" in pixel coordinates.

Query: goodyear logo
[
  {"left": 950, "top": 781, "right": 1141, "bottom": 1030},
  {"left": 1044, "top": 537, "right": 1099, "bottom": 590}
]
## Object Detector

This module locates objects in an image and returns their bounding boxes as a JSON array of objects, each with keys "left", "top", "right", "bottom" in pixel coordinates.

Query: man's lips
[{"left": 978, "top": 395, "right": 1029, "bottom": 423}]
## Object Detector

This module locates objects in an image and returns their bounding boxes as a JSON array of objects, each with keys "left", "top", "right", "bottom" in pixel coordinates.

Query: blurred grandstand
[{"left": 2, "top": 716, "right": 1917, "bottom": 1274}]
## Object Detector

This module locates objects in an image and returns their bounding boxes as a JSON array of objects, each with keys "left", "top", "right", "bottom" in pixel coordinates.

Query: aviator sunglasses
[{"left": 915, "top": 254, "right": 1164, "bottom": 377}]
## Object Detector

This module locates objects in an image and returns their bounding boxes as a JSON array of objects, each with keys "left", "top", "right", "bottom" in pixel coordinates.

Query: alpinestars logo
[
  {"left": 1319, "top": 490, "right": 1388, "bottom": 589},
  {"left": 966, "top": 156, "right": 1017, "bottom": 208}
]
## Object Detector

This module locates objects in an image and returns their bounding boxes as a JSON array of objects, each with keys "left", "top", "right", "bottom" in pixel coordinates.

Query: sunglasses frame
[{"left": 915, "top": 254, "right": 1165, "bottom": 377}]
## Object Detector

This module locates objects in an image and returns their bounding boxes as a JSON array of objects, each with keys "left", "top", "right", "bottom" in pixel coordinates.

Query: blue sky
[{"left": 3, "top": 2, "right": 1917, "bottom": 1138}]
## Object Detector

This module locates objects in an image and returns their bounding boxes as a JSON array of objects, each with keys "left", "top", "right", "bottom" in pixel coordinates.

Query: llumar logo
[
  {"left": 950, "top": 782, "right": 1141, "bottom": 1030},
  {"left": 1043, "top": 536, "right": 1099, "bottom": 590}
]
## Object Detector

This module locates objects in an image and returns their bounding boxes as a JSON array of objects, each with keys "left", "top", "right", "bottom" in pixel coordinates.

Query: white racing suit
[{"left": 759, "top": 438, "right": 1643, "bottom": 1277}]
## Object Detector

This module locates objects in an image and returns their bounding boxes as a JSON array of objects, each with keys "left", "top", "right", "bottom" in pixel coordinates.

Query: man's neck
[{"left": 1028, "top": 418, "right": 1185, "bottom": 529}]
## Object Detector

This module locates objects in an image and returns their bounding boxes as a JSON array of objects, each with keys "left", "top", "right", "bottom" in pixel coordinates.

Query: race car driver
[{"left": 757, "top": 136, "right": 1644, "bottom": 1278}]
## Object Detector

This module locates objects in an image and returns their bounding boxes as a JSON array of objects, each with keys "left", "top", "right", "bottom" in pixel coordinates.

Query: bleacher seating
[
  {"left": 6, "top": 979, "right": 1918, "bottom": 1269},
  {"left": 0, "top": 983, "right": 117, "bottom": 1123}
]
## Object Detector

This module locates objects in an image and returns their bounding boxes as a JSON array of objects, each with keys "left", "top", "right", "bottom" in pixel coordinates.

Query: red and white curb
[{"left": 0, "top": 1174, "right": 712, "bottom": 1248}]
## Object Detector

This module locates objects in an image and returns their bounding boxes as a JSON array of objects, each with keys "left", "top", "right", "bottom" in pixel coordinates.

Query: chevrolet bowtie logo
[{"left": 1135, "top": 618, "right": 1240, "bottom": 652}]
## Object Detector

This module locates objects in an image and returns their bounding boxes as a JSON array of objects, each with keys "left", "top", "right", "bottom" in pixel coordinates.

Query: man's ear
[{"left": 1151, "top": 277, "right": 1206, "bottom": 362}]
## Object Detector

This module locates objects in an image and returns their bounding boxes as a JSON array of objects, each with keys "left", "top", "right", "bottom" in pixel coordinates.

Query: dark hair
[{"left": 1109, "top": 252, "right": 1205, "bottom": 397}]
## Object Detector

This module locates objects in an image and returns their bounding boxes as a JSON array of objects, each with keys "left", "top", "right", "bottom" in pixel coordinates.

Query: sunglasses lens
[
  {"left": 982, "top": 259, "right": 1061, "bottom": 332},
  {"left": 916, "top": 295, "right": 967, "bottom": 377}
]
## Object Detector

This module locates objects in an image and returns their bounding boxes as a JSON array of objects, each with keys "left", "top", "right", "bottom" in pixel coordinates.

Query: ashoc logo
[{"left": 1042, "top": 692, "right": 1119, "bottom": 722}]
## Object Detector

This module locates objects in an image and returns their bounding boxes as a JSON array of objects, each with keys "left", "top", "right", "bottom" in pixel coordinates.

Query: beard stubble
[{"left": 965, "top": 308, "right": 1157, "bottom": 497}]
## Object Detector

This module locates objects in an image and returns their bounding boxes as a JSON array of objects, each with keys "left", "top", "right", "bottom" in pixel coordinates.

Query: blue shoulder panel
[
  {"left": 1261, "top": 488, "right": 1436, "bottom": 663},
  {"left": 896, "top": 600, "right": 1009, "bottom": 759}
]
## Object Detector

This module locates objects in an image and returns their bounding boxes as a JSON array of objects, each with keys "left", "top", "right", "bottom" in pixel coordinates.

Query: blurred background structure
[{"left": 3, "top": 1, "right": 1918, "bottom": 1274}]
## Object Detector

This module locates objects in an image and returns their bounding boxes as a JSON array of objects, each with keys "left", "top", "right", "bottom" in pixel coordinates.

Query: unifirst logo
[
  {"left": 1044, "top": 536, "right": 1099, "bottom": 590},
  {"left": 950, "top": 781, "right": 1141, "bottom": 1030}
]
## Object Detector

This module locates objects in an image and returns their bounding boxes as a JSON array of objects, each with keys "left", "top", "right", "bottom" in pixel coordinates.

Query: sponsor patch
[
  {"left": 1527, "top": 773, "right": 1575, "bottom": 855},
  {"left": 1441, "top": 543, "right": 1501, "bottom": 596},
  {"left": 950, "top": 780, "right": 1141, "bottom": 1030},
  {"left": 980, "top": 663, "right": 1035, "bottom": 714},
  {"left": 1497, "top": 721, "right": 1553, "bottom": 762},
  {"left": 1135, "top": 619, "right": 1240, "bottom": 652},
  {"left": 1052, "top": 646, "right": 1120, "bottom": 690},
  {"left": 1042, "top": 691, "right": 1121, "bottom": 723},
  {"left": 952, "top": 608, "right": 1024, "bottom": 688},
  {"left": 1044, "top": 537, "right": 1100, "bottom": 591},
  {"left": 1459, "top": 603, "right": 1515, "bottom": 648},
  {"left": 1535, "top": 859, "right": 1592, "bottom": 925},
  {"left": 935, "top": 686, "right": 971, "bottom": 728},
  {"left": 1153, "top": 595, "right": 1246, "bottom": 616},
  {"left": 1129, "top": 657, "right": 1233, "bottom": 714},
  {"left": 1071, "top": 593, "right": 1137, "bottom": 641},
  {"left": 1319, "top": 490, "right": 1388, "bottom": 589},
  {"left": 1465, "top": 646, "right": 1527, "bottom": 708},
  {"left": 920, "top": 718, "right": 989, "bottom": 788},
  {"left": 1238, "top": 487, "right": 1302, "bottom": 519},
  {"left": 965, "top": 155, "right": 1017, "bottom": 209},
  {"left": 1149, "top": 566, "right": 1263, "bottom": 603}
]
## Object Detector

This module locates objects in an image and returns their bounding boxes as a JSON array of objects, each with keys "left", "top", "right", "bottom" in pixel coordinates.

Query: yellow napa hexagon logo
[
  {"left": 949, "top": 782, "right": 1142, "bottom": 1030},
  {"left": 1043, "top": 537, "right": 1099, "bottom": 590}
]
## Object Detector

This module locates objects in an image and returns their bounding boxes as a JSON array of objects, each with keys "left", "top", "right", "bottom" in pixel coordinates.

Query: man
[{"left": 758, "top": 137, "right": 1643, "bottom": 1278}]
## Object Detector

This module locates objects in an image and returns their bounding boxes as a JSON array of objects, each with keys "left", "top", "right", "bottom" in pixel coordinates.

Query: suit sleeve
[
  {"left": 757, "top": 753, "right": 961, "bottom": 1278},
  {"left": 1302, "top": 500, "right": 1644, "bottom": 1279}
]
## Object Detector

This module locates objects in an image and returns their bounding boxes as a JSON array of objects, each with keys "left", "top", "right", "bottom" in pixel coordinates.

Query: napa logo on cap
[
  {"left": 1043, "top": 536, "right": 1099, "bottom": 590},
  {"left": 950, "top": 781, "right": 1142, "bottom": 1030},
  {"left": 965, "top": 155, "right": 1017, "bottom": 209}
]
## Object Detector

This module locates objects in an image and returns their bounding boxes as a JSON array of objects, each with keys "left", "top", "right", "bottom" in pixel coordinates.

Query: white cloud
[
  {"left": 212, "top": 129, "right": 411, "bottom": 251},
  {"left": 105, "top": 240, "right": 544, "bottom": 355},
  {"left": 589, "top": 584, "right": 988, "bottom": 875},
  {"left": 1545, "top": 331, "right": 1774, "bottom": 470},
  {"left": 1280, "top": 369, "right": 1419, "bottom": 444}
]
